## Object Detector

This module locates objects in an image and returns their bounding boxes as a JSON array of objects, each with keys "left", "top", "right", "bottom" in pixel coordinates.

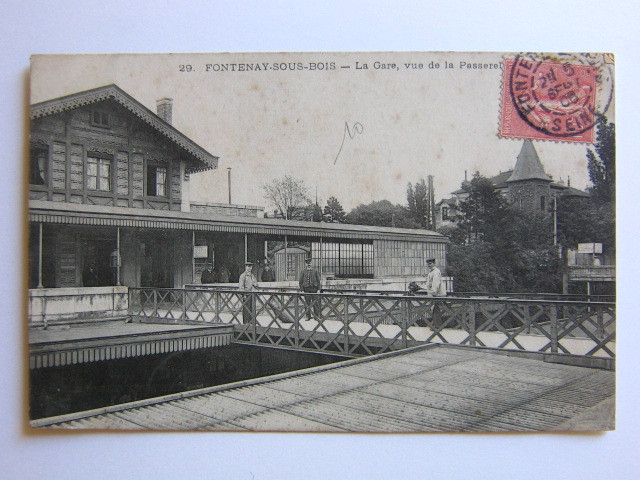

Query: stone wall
[{"left": 28, "top": 286, "right": 129, "bottom": 325}]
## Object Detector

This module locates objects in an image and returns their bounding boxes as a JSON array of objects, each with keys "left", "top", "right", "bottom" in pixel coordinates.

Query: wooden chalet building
[{"left": 28, "top": 85, "right": 449, "bottom": 322}]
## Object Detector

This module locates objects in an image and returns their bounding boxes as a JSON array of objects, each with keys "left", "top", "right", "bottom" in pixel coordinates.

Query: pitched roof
[
  {"left": 559, "top": 185, "right": 590, "bottom": 198},
  {"left": 30, "top": 84, "right": 218, "bottom": 174},
  {"left": 436, "top": 197, "right": 458, "bottom": 207},
  {"left": 507, "top": 139, "right": 552, "bottom": 182},
  {"left": 452, "top": 170, "right": 514, "bottom": 195}
]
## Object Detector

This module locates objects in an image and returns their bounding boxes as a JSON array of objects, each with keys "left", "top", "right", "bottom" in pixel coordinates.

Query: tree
[
  {"left": 262, "top": 175, "right": 312, "bottom": 220},
  {"left": 587, "top": 115, "right": 615, "bottom": 204},
  {"left": 345, "top": 200, "right": 419, "bottom": 228},
  {"left": 456, "top": 173, "right": 510, "bottom": 243},
  {"left": 407, "top": 179, "right": 429, "bottom": 228},
  {"left": 556, "top": 118, "right": 616, "bottom": 254},
  {"left": 556, "top": 196, "right": 615, "bottom": 253},
  {"left": 447, "top": 207, "right": 561, "bottom": 293},
  {"left": 312, "top": 202, "right": 324, "bottom": 222},
  {"left": 323, "top": 196, "right": 346, "bottom": 223},
  {"left": 443, "top": 173, "right": 562, "bottom": 293}
]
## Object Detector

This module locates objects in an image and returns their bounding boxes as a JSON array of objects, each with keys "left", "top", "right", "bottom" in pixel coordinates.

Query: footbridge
[
  {"left": 128, "top": 287, "right": 615, "bottom": 368},
  {"left": 29, "top": 287, "right": 615, "bottom": 430}
]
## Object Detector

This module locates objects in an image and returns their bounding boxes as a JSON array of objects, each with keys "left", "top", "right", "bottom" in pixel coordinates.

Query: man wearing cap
[
  {"left": 423, "top": 258, "right": 446, "bottom": 296},
  {"left": 238, "top": 262, "right": 259, "bottom": 324},
  {"left": 410, "top": 258, "right": 446, "bottom": 296},
  {"left": 408, "top": 258, "right": 446, "bottom": 327},
  {"left": 299, "top": 257, "right": 322, "bottom": 320}
]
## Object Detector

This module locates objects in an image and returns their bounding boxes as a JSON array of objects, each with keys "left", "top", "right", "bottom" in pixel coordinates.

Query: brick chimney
[{"left": 156, "top": 98, "right": 173, "bottom": 125}]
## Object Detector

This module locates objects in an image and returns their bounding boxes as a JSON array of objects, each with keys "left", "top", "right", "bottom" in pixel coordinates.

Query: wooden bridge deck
[{"left": 31, "top": 344, "right": 615, "bottom": 432}]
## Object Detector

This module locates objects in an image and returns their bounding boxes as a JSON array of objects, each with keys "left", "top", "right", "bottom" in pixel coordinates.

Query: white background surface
[{"left": 2, "top": 1, "right": 638, "bottom": 479}]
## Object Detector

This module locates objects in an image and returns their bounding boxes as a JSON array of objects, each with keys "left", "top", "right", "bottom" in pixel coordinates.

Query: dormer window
[
  {"left": 30, "top": 146, "right": 47, "bottom": 186},
  {"left": 91, "top": 110, "right": 110, "bottom": 128},
  {"left": 147, "top": 164, "right": 167, "bottom": 197}
]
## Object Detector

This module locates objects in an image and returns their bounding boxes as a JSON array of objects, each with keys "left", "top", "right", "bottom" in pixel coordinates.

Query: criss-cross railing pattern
[{"left": 128, "top": 288, "right": 615, "bottom": 358}]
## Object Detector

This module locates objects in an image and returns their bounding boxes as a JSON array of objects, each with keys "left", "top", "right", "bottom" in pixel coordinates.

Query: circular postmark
[{"left": 508, "top": 53, "right": 614, "bottom": 138}]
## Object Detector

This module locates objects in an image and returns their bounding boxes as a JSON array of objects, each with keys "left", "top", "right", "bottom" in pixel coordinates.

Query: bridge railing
[
  {"left": 128, "top": 288, "right": 615, "bottom": 359},
  {"left": 323, "top": 288, "right": 615, "bottom": 303}
]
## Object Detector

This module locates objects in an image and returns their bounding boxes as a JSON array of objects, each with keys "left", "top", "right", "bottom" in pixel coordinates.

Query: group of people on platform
[
  {"left": 236, "top": 257, "right": 321, "bottom": 323},
  {"left": 201, "top": 259, "right": 278, "bottom": 285},
  {"left": 200, "top": 264, "right": 231, "bottom": 284},
  {"left": 231, "top": 256, "right": 444, "bottom": 324}
]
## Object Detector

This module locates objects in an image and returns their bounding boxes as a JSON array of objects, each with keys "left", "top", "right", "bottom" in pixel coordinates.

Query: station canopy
[{"left": 29, "top": 201, "right": 448, "bottom": 243}]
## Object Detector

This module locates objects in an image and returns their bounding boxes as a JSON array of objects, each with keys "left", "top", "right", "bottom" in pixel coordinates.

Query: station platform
[{"left": 28, "top": 319, "right": 234, "bottom": 369}]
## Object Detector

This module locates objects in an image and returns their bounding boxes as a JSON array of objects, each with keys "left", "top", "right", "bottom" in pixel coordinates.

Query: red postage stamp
[{"left": 500, "top": 54, "right": 613, "bottom": 143}]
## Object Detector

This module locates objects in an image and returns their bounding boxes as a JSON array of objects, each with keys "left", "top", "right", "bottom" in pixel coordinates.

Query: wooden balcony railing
[{"left": 128, "top": 288, "right": 615, "bottom": 361}]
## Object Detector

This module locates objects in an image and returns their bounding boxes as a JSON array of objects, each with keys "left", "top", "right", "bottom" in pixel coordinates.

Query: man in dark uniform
[
  {"left": 261, "top": 261, "right": 276, "bottom": 282},
  {"left": 298, "top": 257, "right": 322, "bottom": 320},
  {"left": 201, "top": 264, "right": 216, "bottom": 284}
]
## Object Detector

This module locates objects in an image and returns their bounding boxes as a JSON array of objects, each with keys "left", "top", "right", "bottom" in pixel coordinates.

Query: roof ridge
[{"left": 31, "top": 84, "right": 218, "bottom": 174}]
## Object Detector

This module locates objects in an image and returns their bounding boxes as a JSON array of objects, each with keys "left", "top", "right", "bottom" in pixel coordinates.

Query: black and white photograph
[
  {"left": 27, "top": 52, "right": 615, "bottom": 432},
  {"left": 3, "top": 2, "right": 639, "bottom": 479}
]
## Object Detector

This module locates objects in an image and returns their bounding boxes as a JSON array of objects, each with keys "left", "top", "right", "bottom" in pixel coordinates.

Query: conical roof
[{"left": 506, "top": 139, "right": 552, "bottom": 182}]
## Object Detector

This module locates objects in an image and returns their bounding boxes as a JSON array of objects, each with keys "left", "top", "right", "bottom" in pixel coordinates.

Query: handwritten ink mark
[{"left": 334, "top": 121, "right": 364, "bottom": 165}]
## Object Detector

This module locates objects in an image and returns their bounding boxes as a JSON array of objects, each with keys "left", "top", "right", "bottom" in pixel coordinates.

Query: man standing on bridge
[
  {"left": 299, "top": 257, "right": 322, "bottom": 320},
  {"left": 238, "top": 261, "right": 259, "bottom": 324},
  {"left": 423, "top": 258, "right": 446, "bottom": 297}
]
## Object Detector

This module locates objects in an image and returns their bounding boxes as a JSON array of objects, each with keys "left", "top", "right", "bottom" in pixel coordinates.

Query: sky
[{"left": 30, "top": 52, "right": 607, "bottom": 212}]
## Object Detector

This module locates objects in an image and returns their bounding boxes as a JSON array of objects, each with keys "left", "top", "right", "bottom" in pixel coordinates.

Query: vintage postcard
[{"left": 28, "top": 52, "right": 615, "bottom": 432}]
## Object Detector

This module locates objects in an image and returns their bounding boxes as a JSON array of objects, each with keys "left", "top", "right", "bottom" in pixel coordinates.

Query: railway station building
[{"left": 28, "top": 85, "right": 449, "bottom": 322}]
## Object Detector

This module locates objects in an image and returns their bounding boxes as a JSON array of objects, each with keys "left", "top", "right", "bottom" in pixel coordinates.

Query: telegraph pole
[{"left": 428, "top": 175, "right": 436, "bottom": 230}]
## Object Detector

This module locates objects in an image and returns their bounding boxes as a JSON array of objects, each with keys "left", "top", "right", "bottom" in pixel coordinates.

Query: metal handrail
[
  {"left": 147, "top": 287, "right": 615, "bottom": 305},
  {"left": 183, "top": 284, "right": 615, "bottom": 302},
  {"left": 127, "top": 287, "right": 615, "bottom": 359}
]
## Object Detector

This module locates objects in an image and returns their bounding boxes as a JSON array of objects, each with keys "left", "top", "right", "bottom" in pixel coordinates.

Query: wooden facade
[
  {"left": 29, "top": 87, "right": 215, "bottom": 212},
  {"left": 29, "top": 85, "right": 218, "bottom": 289},
  {"left": 373, "top": 239, "right": 447, "bottom": 278}
]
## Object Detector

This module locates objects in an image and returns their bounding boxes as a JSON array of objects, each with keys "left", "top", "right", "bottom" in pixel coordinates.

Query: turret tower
[{"left": 506, "top": 140, "right": 553, "bottom": 213}]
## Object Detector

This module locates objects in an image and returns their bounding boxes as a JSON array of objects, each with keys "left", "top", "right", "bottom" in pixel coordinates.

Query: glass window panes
[
  {"left": 313, "top": 241, "right": 374, "bottom": 278},
  {"left": 146, "top": 164, "right": 168, "bottom": 197},
  {"left": 87, "top": 156, "right": 111, "bottom": 191},
  {"left": 156, "top": 167, "right": 167, "bottom": 196}
]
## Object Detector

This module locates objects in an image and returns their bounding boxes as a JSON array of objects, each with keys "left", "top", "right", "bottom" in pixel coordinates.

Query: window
[
  {"left": 87, "top": 156, "right": 112, "bottom": 191},
  {"left": 313, "top": 241, "right": 374, "bottom": 278},
  {"left": 30, "top": 146, "right": 47, "bottom": 185},
  {"left": 286, "top": 254, "right": 296, "bottom": 276},
  {"left": 442, "top": 206, "right": 449, "bottom": 220},
  {"left": 147, "top": 164, "right": 168, "bottom": 196},
  {"left": 91, "top": 110, "right": 110, "bottom": 128},
  {"left": 540, "top": 195, "right": 546, "bottom": 211}
]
